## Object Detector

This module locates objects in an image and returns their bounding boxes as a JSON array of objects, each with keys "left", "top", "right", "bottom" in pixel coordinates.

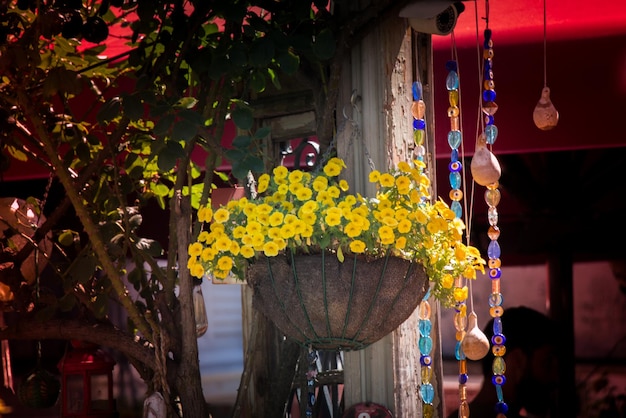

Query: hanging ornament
[
  {"left": 460, "top": 312, "right": 490, "bottom": 360},
  {"left": 533, "top": 0, "right": 559, "bottom": 130},
  {"left": 470, "top": 133, "right": 501, "bottom": 186},
  {"left": 193, "top": 278, "right": 208, "bottom": 338}
]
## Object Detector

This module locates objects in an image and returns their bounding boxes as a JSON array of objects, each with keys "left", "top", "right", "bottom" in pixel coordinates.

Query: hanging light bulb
[{"left": 193, "top": 279, "right": 208, "bottom": 338}]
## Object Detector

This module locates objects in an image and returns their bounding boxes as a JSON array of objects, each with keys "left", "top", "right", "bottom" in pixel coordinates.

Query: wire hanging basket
[{"left": 246, "top": 251, "right": 429, "bottom": 351}]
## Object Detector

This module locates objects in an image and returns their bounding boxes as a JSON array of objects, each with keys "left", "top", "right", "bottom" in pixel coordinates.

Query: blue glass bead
[
  {"left": 307, "top": 379, "right": 315, "bottom": 386},
  {"left": 413, "top": 119, "right": 426, "bottom": 130},
  {"left": 450, "top": 148, "right": 459, "bottom": 162},
  {"left": 419, "top": 336, "right": 433, "bottom": 354},
  {"left": 489, "top": 268, "right": 502, "bottom": 279},
  {"left": 449, "top": 160, "right": 462, "bottom": 172},
  {"left": 495, "top": 401, "right": 508, "bottom": 414},
  {"left": 306, "top": 410, "right": 313, "bottom": 417},
  {"left": 492, "top": 374, "right": 506, "bottom": 386},
  {"left": 421, "top": 383, "right": 435, "bottom": 404},
  {"left": 484, "top": 68, "right": 494, "bottom": 82},
  {"left": 455, "top": 341, "right": 466, "bottom": 360},
  {"left": 419, "top": 319, "right": 432, "bottom": 336},
  {"left": 451, "top": 201, "right": 462, "bottom": 219},
  {"left": 445, "top": 60, "right": 458, "bottom": 72},
  {"left": 413, "top": 81, "right": 423, "bottom": 101},
  {"left": 484, "top": 59, "right": 492, "bottom": 73},
  {"left": 484, "top": 114, "right": 494, "bottom": 125},
  {"left": 449, "top": 171, "right": 461, "bottom": 189},
  {"left": 424, "top": 288, "right": 431, "bottom": 300},
  {"left": 493, "top": 316, "right": 503, "bottom": 334},
  {"left": 459, "top": 373, "right": 468, "bottom": 384},
  {"left": 448, "top": 130, "right": 462, "bottom": 149},
  {"left": 488, "top": 240, "right": 501, "bottom": 259},
  {"left": 483, "top": 89, "right": 496, "bottom": 102},
  {"left": 446, "top": 71, "right": 459, "bottom": 90},
  {"left": 488, "top": 293, "right": 503, "bottom": 307},
  {"left": 420, "top": 355, "right": 432, "bottom": 366},
  {"left": 484, "top": 28, "right": 492, "bottom": 41},
  {"left": 308, "top": 392, "right": 315, "bottom": 405},
  {"left": 485, "top": 124, "right": 498, "bottom": 145},
  {"left": 496, "top": 386, "right": 504, "bottom": 403},
  {"left": 492, "top": 334, "right": 506, "bottom": 345}
]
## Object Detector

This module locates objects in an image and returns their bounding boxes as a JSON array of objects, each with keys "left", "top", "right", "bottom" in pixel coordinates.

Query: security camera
[{"left": 399, "top": 1, "right": 465, "bottom": 35}]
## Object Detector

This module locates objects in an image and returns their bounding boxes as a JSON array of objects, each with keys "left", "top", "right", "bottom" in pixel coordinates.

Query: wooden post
[{"left": 339, "top": 14, "right": 443, "bottom": 417}]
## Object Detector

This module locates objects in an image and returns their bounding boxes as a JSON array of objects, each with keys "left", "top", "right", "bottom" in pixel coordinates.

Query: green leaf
[
  {"left": 337, "top": 246, "right": 345, "bottom": 262},
  {"left": 67, "top": 254, "right": 97, "bottom": 284},
  {"left": 154, "top": 114, "right": 175, "bottom": 136},
  {"left": 232, "top": 135, "right": 252, "bottom": 148},
  {"left": 253, "top": 126, "right": 271, "bottom": 140},
  {"left": 136, "top": 238, "right": 164, "bottom": 257},
  {"left": 172, "top": 120, "right": 198, "bottom": 140},
  {"left": 277, "top": 50, "right": 300, "bottom": 74},
  {"left": 250, "top": 70, "right": 266, "bottom": 93},
  {"left": 313, "top": 28, "right": 336, "bottom": 60},
  {"left": 122, "top": 94, "right": 144, "bottom": 121},
  {"left": 231, "top": 105, "right": 253, "bottom": 130},
  {"left": 179, "top": 109, "right": 205, "bottom": 126},
  {"left": 129, "top": 214, "right": 143, "bottom": 229},
  {"left": 175, "top": 97, "right": 199, "bottom": 109},
  {"left": 97, "top": 97, "right": 122, "bottom": 124},
  {"left": 58, "top": 230, "right": 77, "bottom": 247},
  {"left": 249, "top": 37, "right": 275, "bottom": 68},
  {"left": 6, "top": 145, "right": 28, "bottom": 161},
  {"left": 151, "top": 183, "right": 170, "bottom": 197},
  {"left": 225, "top": 148, "right": 246, "bottom": 162}
]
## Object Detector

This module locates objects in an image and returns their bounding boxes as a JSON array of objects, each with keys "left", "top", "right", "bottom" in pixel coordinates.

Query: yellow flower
[
  {"left": 324, "top": 207, "right": 342, "bottom": 227},
  {"left": 378, "top": 225, "right": 395, "bottom": 245},
  {"left": 312, "top": 176, "right": 328, "bottom": 192},
  {"left": 263, "top": 241, "right": 279, "bottom": 257},
  {"left": 279, "top": 223, "right": 296, "bottom": 239},
  {"left": 339, "top": 179, "right": 349, "bottom": 191},
  {"left": 269, "top": 211, "right": 284, "bottom": 227},
  {"left": 345, "top": 221, "right": 362, "bottom": 238},
  {"left": 379, "top": 173, "right": 395, "bottom": 187},
  {"left": 188, "top": 242, "right": 203, "bottom": 257},
  {"left": 217, "top": 256, "right": 233, "bottom": 271},
  {"left": 396, "top": 175, "right": 411, "bottom": 190},
  {"left": 323, "top": 160, "right": 342, "bottom": 177},
  {"left": 395, "top": 236, "right": 407, "bottom": 249},
  {"left": 198, "top": 231, "right": 210, "bottom": 242},
  {"left": 296, "top": 187, "right": 313, "bottom": 201},
  {"left": 273, "top": 165, "right": 288, "bottom": 179},
  {"left": 213, "top": 208, "right": 230, "bottom": 223},
  {"left": 233, "top": 226, "right": 246, "bottom": 239},
  {"left": 349, "top": 240, "right": 366, "bottom": 253},
  {"left": 190, "top": 262, "right": 205, "bottom": 278},
  {"left": 201, "top": 247, "right": 216, "bottom": 262},
  {"left": 257, "top": 174, "right": 270, "bottom": 193},
  {"left": 240, "top": 245, "right": 255, "bottom": 258},
  {"left": 368, "top": 170, "right": 381, "bottom": 183},
  {"left": 397, "top": 161, "right": 411, "bottom": 172},
  {"left": 198, "top": 206, "right": 213, "bottom": 223},
  {"left": 441, "top": 273, "right": 454, "bottom": 289},
  {"left": 397, "top": 219, "right": 412, "bottom": 234},
  {"left": 215, "top": 235, "right": 232, "bottom": 251},
  {"left": 453, "top": 286, "right": 468, "bottom": 302}
]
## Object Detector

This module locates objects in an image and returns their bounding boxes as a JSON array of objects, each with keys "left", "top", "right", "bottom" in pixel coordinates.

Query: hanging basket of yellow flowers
[{"left": 188, "top": 157, "right": 484, "bottom": 351}]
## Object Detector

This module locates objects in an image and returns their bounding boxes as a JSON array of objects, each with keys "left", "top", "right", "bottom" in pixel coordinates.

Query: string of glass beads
[
  {"left": 412, "top": 81, "right": 427, "bottom": 163},
  {"left": 481, "top": 26, "right": 508, "bottom": 416},
  {"left": 412, "top": 80, "right": 433, "bottom": 415}
]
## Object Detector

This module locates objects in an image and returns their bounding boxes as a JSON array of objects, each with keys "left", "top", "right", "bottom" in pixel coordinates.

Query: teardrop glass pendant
[
  {"left": 193, "top": 280, "right": 209, "bottom": 338},
  {"left": 533, "top": 86, "right": 559, "bottom": 130},
  {"left": 461, "top": 312, "right": 490, "bottom": 360}
]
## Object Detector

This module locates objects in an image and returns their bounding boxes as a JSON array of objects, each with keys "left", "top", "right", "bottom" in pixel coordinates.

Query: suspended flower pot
[{"left": 247, "top": 252, "right": 429, "bottom": 351}]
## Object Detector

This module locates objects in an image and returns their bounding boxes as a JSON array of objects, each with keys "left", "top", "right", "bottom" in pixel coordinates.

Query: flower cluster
[{"left": 187, "top": 157, "right": 484, "bottom": 305}]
